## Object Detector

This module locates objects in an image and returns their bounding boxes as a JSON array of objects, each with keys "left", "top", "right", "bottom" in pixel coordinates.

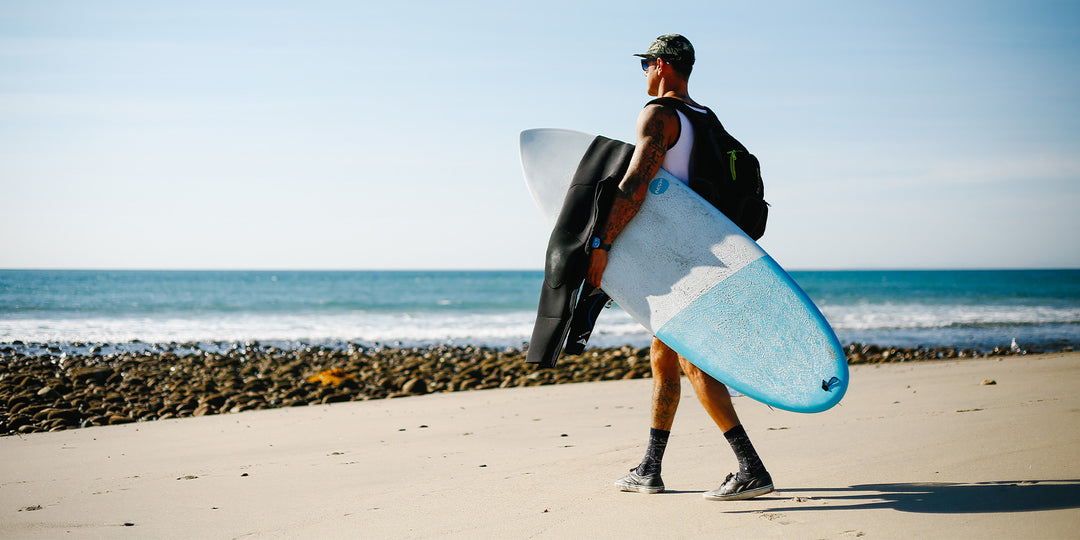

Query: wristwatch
[{"left": 591, "top": 237, "right": 612, "bottom": 251}]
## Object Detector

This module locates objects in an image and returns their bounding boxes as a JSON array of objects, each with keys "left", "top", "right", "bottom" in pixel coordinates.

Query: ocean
[{"left": 1, "top": 269, "right": 1078, "bottom": 355}]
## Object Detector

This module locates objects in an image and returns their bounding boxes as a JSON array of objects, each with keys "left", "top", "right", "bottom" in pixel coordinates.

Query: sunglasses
[{"left": 640, "top": 58, "right": 656, "bottom": 71}]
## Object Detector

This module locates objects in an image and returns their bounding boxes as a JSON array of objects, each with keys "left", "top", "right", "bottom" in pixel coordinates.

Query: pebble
[{"left": 0, "top": 342, "right": 1028, "bottom": 435}]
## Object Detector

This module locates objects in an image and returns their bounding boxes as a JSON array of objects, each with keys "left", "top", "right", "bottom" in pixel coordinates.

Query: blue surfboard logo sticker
[{"left": 649, "top": 178, "right": 669, "bottom": 195}]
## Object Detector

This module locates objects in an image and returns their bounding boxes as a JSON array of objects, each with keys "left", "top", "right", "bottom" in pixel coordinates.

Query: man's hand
[{"left": 586, "top": 247, "right": 608, "bottom": 288}]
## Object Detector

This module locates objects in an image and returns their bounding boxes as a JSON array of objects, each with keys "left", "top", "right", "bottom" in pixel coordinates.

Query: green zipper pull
[{"left": 727, "top": 150, "right": 739, "bottom": 182}]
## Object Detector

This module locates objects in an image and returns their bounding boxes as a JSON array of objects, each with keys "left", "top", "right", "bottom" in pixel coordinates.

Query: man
[{"left": 585, "top": 34, "right": 774, "bottom": 501}]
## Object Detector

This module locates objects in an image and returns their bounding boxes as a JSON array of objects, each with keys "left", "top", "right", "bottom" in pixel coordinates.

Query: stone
[
  {"left": 44, "top": 408, "right": 81, "bottom": 423},
  {"left": 322, "top": 393, "right": 352, "bottom": 404},
  {"left": 402, "top": 377, "right": 428, "bottom": 395},
  {"left": 36, "top": 387, "right": 62, "bottom": 400},
  {"left": 71, "top": 366, "right": 114, "bottom": 385}
]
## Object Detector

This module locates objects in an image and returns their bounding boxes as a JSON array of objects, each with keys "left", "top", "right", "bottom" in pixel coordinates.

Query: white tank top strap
[{"left": 661, "top": 103, "right": 708, "bottom": 185}]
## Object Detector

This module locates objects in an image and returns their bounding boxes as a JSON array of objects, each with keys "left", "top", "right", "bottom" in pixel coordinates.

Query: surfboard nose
[{"left": 520, "top": 129, "right": 597, "bottom": 226}]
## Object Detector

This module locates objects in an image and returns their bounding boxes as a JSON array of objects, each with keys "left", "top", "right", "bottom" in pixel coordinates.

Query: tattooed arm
[{"left": 586, "top": 103, "right": 680, "bottom": 287}]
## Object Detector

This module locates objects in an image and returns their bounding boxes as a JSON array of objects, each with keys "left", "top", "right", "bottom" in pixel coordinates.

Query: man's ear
[{"left": 654, "top": 57, "right": 666, "bottom": 76}]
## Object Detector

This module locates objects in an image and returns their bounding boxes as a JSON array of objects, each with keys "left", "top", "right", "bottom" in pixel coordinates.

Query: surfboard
[{"left": 520, "top": 128, "right": 848, "bottom": 413}]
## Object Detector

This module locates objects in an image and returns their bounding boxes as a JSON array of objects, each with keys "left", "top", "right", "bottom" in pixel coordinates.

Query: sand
[{"left": 2, "top": 352, "right": 1078, "bottom": 539}]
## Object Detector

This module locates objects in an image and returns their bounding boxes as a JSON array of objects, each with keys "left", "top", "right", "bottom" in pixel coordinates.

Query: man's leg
[
  {"left": 650, "top": 337, "right": 682, "bottom": 431},
  {"left": 615, "top": 337, "right": 681, "bottom": 493},
  {"left": 678, "top": 356, "right": 774, "bottom": 501},
  {"left": 677, "top": 356, "right": 739, "bottom": 431}
]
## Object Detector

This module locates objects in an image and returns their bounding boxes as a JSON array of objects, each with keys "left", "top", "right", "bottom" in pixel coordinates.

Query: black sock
[
  {"left": 723, "top": 424, "right": 766, "bottom": 479},
  {"left": 634, "top": 428, "right": 670, "bottom": 477}
]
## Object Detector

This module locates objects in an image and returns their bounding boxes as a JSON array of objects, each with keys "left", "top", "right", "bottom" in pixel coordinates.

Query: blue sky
[{"left": 2, "top": 0, "right": 1078, "bottom": 270}]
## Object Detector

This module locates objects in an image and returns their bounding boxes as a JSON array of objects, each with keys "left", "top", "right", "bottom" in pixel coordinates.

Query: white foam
[
  {"left": 820, "top": 303, "right": 1080, "bottom": 330},
  {"left": 0, "top": 308, "right": 652, "bottom": 348},
  {"left": 4, "top": 302, "right": 1073, "bottom": 348}
]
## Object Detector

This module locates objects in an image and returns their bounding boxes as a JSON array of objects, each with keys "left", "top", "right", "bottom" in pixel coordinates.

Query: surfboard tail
[{"left": 655, "top": 255, "right": 848, "bottom": 413}]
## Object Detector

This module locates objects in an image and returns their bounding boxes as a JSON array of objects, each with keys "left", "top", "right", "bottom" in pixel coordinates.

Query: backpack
[{"left": 647, "top": 97, "right": 769, "bottom": 240}]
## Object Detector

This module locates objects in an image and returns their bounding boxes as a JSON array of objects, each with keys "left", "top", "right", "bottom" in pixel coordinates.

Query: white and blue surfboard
[{"left": 520, "top": 128, "right": 847, "bottom": 413}]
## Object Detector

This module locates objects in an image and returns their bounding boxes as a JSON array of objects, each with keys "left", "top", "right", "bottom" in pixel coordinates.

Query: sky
[{"left": 1, "top": 0, "right": 1078, "bottom": 270}]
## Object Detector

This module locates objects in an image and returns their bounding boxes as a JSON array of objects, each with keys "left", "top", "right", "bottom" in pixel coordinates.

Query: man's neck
[
  {"left": 657, "top": 88, "right": 699, "bottom": 109},
  {"left": 655, "top": 78, "right": 693, "bottom": 105}
]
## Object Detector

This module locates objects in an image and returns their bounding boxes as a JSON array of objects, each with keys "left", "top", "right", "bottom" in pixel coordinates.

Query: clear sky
[{"left": 2, "top": 0, "right": 1078, "bottom": 270}]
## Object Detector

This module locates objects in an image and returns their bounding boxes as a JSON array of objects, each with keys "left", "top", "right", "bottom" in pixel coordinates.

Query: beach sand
[{"left": 2, "top": 352, "right": 1078, "bottom": 539}]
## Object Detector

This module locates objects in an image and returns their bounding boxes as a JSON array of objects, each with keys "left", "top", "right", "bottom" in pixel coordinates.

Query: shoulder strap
[
  {"left": 646, "top": 96, "right": 682, "bottom": 109},
  {"left": 645, "top": 97, "right": 722, "bottom": 128}
]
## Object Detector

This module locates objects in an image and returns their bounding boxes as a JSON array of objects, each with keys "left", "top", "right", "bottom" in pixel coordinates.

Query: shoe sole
[
  {"left": 615, "top": 481, "right": 664, "bottom": 494},
  {"left": 702, "top": 484, "right": 774, "bottom": 501}
]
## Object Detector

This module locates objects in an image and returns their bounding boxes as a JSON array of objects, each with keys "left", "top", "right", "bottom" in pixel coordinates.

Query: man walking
[{"left": 586, "top": 34, "right": 774, "bottom": 501}]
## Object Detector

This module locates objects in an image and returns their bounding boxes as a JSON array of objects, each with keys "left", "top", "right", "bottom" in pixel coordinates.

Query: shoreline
[
  {"left": 0, "top": 340, "right": 1063, "bottom": 436},
  {"left": 4, "top": 334, "right": 1075, "bottom": 357}
]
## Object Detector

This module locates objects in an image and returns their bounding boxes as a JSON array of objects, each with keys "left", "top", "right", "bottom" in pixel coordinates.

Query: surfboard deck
[{"left": 520, "top": 128, "right": 848, "bottom": 413}]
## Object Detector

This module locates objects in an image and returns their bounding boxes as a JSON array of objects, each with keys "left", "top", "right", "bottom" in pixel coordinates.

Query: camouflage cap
[{"left": 633, "top": 34, "right": 695, "bottom": 65}]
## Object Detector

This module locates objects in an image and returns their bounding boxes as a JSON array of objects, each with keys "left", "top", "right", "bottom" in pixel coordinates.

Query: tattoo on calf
[{"left": 653, "top": 377, "right": 681, "bottom": 425}]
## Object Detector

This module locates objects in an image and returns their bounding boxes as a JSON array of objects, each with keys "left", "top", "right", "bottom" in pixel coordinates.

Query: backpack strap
[
  {"left": 645, "top": 99, "right": 768, "bottom": 240},
  {"left": 645, "top": 97, "right": 719, "bottom": 183},
  {"left": 645, "top": 97, "right": 723, "bottom": 129}
]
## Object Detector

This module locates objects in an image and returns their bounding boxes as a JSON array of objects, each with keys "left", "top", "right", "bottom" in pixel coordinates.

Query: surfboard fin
[{"left": 822, "top": 377, "right": 842, "bottom": 392}]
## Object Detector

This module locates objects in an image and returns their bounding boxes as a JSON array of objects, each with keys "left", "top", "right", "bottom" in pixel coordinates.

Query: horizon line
[{"left": 2, "top": 266, "right": 1078, "bottom": 273}]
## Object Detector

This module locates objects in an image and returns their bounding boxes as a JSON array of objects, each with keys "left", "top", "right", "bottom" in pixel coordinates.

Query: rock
[
  {"left": 200, "top": 394, "right": 227, "bottom": 409},
  {"left": 77, "top": 415, "right": 101, "bottom": 427},
  {"left": 321, "top": 393, "right": 352, "bottom": 404},
  {"left": 71, "top": 367, "right": 114, "bottom": 385},
  {"left": 6, "top": 415, "right": 31, "bottom": 432},
  {"left": 44, "top": 408, "right": 81, "bottom": 423},
  {"left": 36, "top": 387, "right": 62, "bottom": 401},
  {"left": 6, "top": 394, "right": 31, "bottom": 409},
  {"left": 402, "top": 377, "right": 428, "bottom": 395},
  {"left": 981, "top": 379, "right": 997, "bottom": 386}
]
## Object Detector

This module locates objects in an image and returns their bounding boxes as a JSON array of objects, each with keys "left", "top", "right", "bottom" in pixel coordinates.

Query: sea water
[{"left": 1, "top": 269, "right": 1077, "bottom": 353}]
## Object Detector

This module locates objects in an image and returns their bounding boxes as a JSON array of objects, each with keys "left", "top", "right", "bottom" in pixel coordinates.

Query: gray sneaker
[
  {"left": 614, "top": 469, "right": 665, "bottom": 494},
  {"left": 703, "top": 471, "right": 774, "bottom": 501}
]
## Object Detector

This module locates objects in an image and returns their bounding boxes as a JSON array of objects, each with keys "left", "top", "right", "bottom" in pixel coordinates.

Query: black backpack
[{"left": 648, "top": 97, "right": 768, "bottom": 240}]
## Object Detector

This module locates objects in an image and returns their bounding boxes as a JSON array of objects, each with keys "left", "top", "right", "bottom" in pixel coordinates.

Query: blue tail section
[{"left": 655, "top": 255, "right": 848, "bottom": 413}]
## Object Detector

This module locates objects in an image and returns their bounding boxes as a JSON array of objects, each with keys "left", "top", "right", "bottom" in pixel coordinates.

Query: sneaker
[
  {"left": 702, "top": 471, "right": 774, "bottom": 501},
  {"left": 614, "top": 469, "right": 665, "bottom": 494}
]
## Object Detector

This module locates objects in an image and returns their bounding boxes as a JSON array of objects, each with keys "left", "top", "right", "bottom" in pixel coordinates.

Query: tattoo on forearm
[
  {"left": 600, "top": 115, "right": 670, "bottom": 244},
  {"left": 634, "top": 117, "right": 667, "bottom": 187}
]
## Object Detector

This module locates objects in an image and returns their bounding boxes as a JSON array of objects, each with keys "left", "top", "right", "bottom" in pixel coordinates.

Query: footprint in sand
[{"left": 758, "top": 512, "right": 793, "bottom": 525}]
